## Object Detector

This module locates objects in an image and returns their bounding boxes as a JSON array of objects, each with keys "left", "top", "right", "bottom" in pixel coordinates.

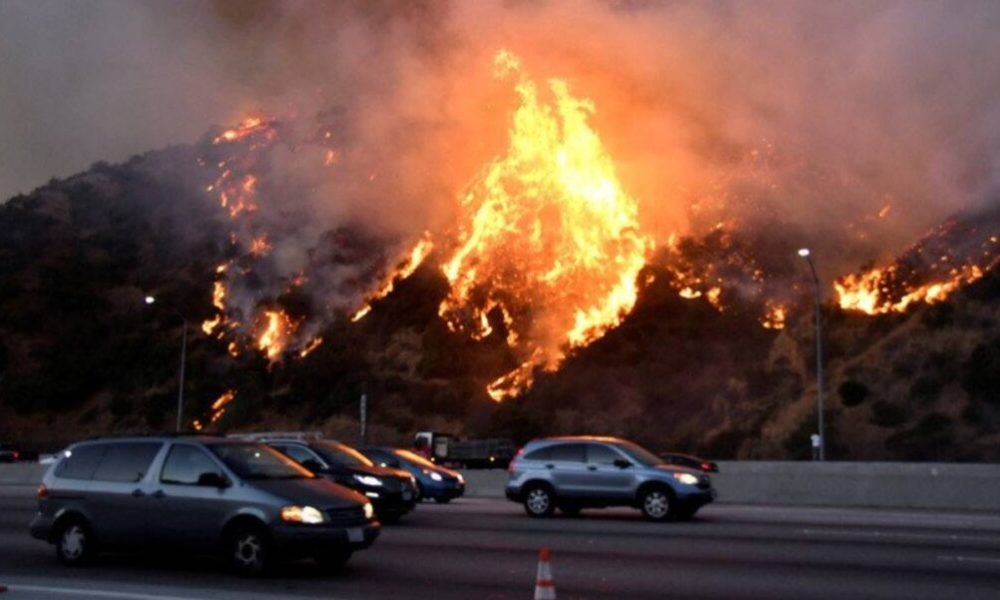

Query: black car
[
  {"left": 264, "top": 437, "right": 418, "bottom": 523},
  {"left": 361, "top": 447, "right": 465, "bottom": 503},
  {"left": 0, "top": 442, "right": 21, "bottom": 463},
  {"left": 660, "top": 453, "right": 719, "bottom": 473}
]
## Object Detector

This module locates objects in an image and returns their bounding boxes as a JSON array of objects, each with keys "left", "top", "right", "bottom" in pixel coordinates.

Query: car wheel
[
  {"left": 228, "top": 524, "right": 272, "bottom": 576},
  {"left": 55, "top": 519, "right": 95, "bottom": 566},
  {"left": 434, "top": 497, "right": 452, "bottom": 504},
  {"left": 640, "top": 487, "right": 672, "bottom": 522},
  {"left": 523, "top": 484, "right": 555, "bottom": 518},
  {"left": 314, "top": 549, "right": 352, "bottom": 571}
]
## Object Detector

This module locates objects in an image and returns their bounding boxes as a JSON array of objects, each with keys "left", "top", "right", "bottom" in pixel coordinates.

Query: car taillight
[
  {"left": 508, "top": 448, "right": 524, "bottom": 473},
  {"left": 12, "top": 451, "right": 19, "bottom": 461},
  {"left": 701, "top": 462, "right": 711, "bottom": 471},
  {"left": 37, "top": 484, "right": 48, "bottom": 499}
]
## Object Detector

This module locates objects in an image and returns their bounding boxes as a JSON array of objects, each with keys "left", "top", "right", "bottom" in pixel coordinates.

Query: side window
[
  {"left": 281, "top": 444, "right": 321, "bottom": 465},
  {"left": 55, "top": 444, "right": 107, "bottom": 480},
  {"left": 523, "top": 447, "right": 551, "bottom": 461},
  {"left": 549, "top": 444, "right": 585, "bottom": 463},
  {"left": 160, "top": 445, "right": 223, "bottom": 485},
  {"left": 92, "top": 442, "right": 162, "bottom": 483},
  {"left": 586, "top": 444, "right": 622, "bottom": 465}
]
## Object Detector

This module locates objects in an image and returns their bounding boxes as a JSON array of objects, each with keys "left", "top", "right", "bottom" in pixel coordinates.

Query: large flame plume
[{"left": 438, "top": 50, "right": 653, "bottom": 400}]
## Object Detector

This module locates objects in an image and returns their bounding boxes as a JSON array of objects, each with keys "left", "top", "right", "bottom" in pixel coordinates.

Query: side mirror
[
  {"left": 613, "top": 458, "right": 632, "bottom": 469},
  {"left": 301, "top": 459, "right": 324, "bottom": 473},
  {"left": 197, "top": 472, "right": 230, "bottom": 488}
]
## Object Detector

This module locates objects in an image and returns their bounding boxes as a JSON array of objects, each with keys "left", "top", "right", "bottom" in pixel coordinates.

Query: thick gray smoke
[{"left": 3, "top": 0, "right": 1000, "bottom": 284}]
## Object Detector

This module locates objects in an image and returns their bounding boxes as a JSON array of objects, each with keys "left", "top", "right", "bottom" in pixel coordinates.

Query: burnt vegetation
[{"left": 1, "top": 149, "right": 999, "bottom": 461}]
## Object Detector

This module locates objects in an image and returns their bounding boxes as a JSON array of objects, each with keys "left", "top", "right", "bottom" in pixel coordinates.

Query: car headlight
[
  {"left": 456, "top": 473, "right": 465, "bottom": 484},
  {"left": 363, "top": 502, "right": 374, "bottom": 520},
  {"left": 429, "top": 471, "right": 443, "bottom": 482},
  {"left": 672, "top": 472, "right": 700, "bottom": 486},
  {"left": 280, "top": 505, "right": 325, "bottom": 524},
  {"left": 354, "top": 474, "right": 383, "bottom": 487}
]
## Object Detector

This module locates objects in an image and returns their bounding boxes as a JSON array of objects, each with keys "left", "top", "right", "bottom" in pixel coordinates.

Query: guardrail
[{"left": 5, "top": 461, "right": 1000, "bottom": 511}]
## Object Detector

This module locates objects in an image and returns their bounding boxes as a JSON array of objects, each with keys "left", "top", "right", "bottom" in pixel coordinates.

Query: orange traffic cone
[{"left": 534, "top": 546, "right": 556, "bottom": 600}]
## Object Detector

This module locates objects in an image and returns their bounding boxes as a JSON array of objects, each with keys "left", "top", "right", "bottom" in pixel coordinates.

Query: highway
[{"left": 1, "top": 487, "right": 1000, "bottom": 599}]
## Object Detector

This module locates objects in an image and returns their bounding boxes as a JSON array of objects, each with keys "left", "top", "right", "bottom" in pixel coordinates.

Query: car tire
[
  {"left": 523, "top": 484, "right": 555, "bottom": 518},
  {"left": 314, "top": 549, "right": 352, "bottom": 571},
  {"left": 639, "top": 487, "right": 673, "bottom": 522},
  {"left": 55, "top": 518, "right": 95, "bottom": 566},
  {"left": 228, "top": 524, "right": 272, "bottom": 576}
]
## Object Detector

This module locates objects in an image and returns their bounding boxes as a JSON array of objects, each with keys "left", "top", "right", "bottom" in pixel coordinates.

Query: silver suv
[
  {"left": 505, "top": 436, "right": 716, "bottom": 521},
  {"left": 29, "top": 436, "right": 380, "bottom": 575}
]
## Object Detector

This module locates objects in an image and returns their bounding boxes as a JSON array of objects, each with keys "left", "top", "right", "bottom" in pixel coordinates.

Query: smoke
[{"left": 4, "top": 0, "right": 1000, "bottom": 283}]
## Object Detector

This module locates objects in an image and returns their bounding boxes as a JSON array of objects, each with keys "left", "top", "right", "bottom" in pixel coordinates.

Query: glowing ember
[
  {"left": 439, "top": 50, "right": 653, "bottom": 401},
  {"left": 213, "top": 117, "right": 267, "bottom": 145},
  {"left": 352, "top": 233, "right": 434, "bottom": 322},
  {"left": 299, "top": 336, "right": 324, "bottom": 358},
  {"left": 761, "top": 301, "right": 787, "bottom": 329}
]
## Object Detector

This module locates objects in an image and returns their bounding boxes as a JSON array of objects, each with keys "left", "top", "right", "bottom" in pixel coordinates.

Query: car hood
[
  {"left": 652, "top": 464, "right": 700, "bottom": 476},
  {"left": 251, "top": 477, "right": 367, "bottom": 507},
  {"left": 369, "top": 465, "right": 412, "bottom": 480}
]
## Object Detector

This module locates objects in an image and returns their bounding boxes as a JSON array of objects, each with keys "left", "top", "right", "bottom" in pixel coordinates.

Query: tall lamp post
[
  {"left": 797, "top": 248, "right": 825, "bottom": 461},
  {"left": 145, "top": 296, "right": 188, "bottom": 432}
]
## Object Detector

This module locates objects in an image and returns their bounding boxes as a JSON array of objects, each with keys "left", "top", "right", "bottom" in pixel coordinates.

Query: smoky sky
[{"left": 3, "top": 0, "right": 1000, "bottom": 277}]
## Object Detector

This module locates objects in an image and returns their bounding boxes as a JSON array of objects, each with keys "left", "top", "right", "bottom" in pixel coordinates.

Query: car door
[
  {"left": 85, "top": 441, "right": 164, "bottom": 547},
  {"left": 583, "top": 443, "right": 634, "bottom": 500},
  {"left": 547, "top": 443, "right": 588, "bottom": 497},
  {"left": 153, "top": 443, "right": 232, "bottom": 550}
]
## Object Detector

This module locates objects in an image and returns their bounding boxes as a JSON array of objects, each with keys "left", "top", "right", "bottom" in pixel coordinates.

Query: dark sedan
[
  {"left": 660, "top": 453, "right": 719, "bottom": 473},
  {"left": 362, "top": 447, "right": 465, "bottom": 503}
]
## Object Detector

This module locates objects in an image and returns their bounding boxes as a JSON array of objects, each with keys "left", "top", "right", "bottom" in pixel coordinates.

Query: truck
[{"left": 413, "top": 431, "right": 516, "bottom": 469}]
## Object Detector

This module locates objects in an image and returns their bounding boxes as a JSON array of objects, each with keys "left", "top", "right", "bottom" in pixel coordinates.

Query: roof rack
[{"left": 228, "top": 431, "right": 324, "bottom": 442}]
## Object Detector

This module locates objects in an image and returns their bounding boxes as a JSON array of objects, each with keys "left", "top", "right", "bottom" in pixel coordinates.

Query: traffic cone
[{"left": 534, "top": 546, "right": 556, "bottom": 600}]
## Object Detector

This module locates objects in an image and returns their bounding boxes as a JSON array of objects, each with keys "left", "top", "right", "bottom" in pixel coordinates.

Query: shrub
[
  {"left": 869, "top": 400, "right": 908, "bottom": 428},
  {"left": 838, "top": 380, "right": 869, "bottom": 407}
]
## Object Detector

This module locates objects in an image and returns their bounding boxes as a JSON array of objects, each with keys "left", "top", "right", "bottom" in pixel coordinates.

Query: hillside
[{"left": 1, "top": 140, "right": 999, "bottom": 461}]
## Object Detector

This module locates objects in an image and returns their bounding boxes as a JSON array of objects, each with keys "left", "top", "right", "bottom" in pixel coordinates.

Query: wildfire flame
[
  {"left": 192, "top": 389, "right": 237, "bottom": 431},
  {"left": 438, "top": 50, "right": 653, "bottom": 400},
  {"left": 256, "top": 310, "right": 296, "bottom": 361},
  {"left": 352, "top": 232, "right": 435, "bottom": 322}
]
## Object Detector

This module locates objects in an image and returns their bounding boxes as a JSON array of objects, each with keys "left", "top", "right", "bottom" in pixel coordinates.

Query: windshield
[
  {"left": 614, "top": 441, "right": 663, "bottom": 467},
  {"left": 313, "top": 441, "right": 374, "bottom": 468},
  {"left": 208, "top": 443, "right": 313, "bottom": 480},
  {"left": 395, "top": 448, "right": 438, "bottom": 469}
]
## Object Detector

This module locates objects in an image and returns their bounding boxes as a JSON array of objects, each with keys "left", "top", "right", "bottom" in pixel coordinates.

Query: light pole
[
  {"left": 145, "top": 295, "right": 188, "bottom": 433},
  {"left": 797, "top": 248, "right": 825, "bottom": 461}
]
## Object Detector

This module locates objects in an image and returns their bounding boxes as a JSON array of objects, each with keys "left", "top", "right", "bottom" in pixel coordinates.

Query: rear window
[
  {"left": 92, "top": 442, "right": 162, "bottom": 483},
  {"left": 55, "top": 444, "right": 107, "bottom": 480},
  {"left": 549, "top": 444, "right": 585, "bottom": 463}
]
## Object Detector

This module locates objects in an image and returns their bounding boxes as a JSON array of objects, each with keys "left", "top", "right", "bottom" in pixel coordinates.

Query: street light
[
  {"left": 798, "top": 248, "right": 825, "bottom": 461},
  {"left": 144, "top": 295, "right": 188, "bottom": 433}
]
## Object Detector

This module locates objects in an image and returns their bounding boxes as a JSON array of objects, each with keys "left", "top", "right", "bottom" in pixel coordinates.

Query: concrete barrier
[
  {"left": 4, "top": 461, "right": 999, "bottom": 511},
  {"left": 462, "top": 462, "right": 1000, "bottom": 511}
]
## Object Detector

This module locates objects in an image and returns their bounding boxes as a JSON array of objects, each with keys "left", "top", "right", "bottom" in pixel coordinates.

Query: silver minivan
[
  {"left": 30, "top": 435, "right": 379, "bottom": 575},
  {"left": 505, "top": 436, "right": 716, "bottom": 521}
]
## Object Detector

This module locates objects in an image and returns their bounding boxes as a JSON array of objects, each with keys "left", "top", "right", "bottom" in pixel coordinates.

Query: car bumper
[
  {"left": 29, "top": 513, "right": 53, "bottom": 542},
  {"left": 271, "top": 521, "right": 380, "bottom": 557},
  {"left": 504, "top": 484, "right": 522, "bottom": 502},
  {"left": 370, "top": 489, "right": 418, "bottom": 517},
  {"left": 422, "top": 480, "right": 465, "bottom": 500},
  {"left": 676, "top": 487, "right": 716, "bottom": 509}
]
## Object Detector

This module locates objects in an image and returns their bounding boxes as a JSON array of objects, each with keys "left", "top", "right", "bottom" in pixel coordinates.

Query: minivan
[
  {"left": 505, "top": 436, "right": 716, "bottom": 521},
  {"left": 30, "top": 435, "right": 380, "bottom": 575}
]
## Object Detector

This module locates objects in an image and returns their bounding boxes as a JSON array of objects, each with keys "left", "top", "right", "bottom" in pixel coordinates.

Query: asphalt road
[{"left": 1, "top": 486, "right": 1000, "bottom": 599}]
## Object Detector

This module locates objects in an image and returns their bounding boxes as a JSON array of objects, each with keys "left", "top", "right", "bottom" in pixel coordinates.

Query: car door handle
[
  {"left": 151, "top": 490, "right": 166, "bottom": 499},
  {"left": 131, "top": 489, "right": 145, "bottom": 498},
  {"left": 545, "top": 464, "right": 555, "bottom": 469},
  {"left": 587, "top": 465, "right": 597, "bottom": 471}
]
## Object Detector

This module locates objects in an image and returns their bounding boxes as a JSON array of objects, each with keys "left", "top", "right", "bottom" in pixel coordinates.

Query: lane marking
[
  {"left": 799, "top": 528, "right": 998, "bottom": 543},
  {"left": 1, "top": 585, "right": 208, "bottom": 600},
  {"left": 938, "top": 555, "right": 1000, "bottom": 565}
]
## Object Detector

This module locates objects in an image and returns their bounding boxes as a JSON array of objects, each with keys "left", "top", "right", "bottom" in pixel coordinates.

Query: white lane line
[
  {"left": 799, "top": 528, "right": 996, "bottom": 543},
  {"left": 1, "top": 585, "right": 209, "bottom": 600},
  {"left": 938, "top": 555, "right": 1000, "bottom": 564}
]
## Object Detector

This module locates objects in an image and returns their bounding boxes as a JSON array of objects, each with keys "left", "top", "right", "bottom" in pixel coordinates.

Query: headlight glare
[
  {"left": 429, "top": 471, "right": 443, "bottom": 482},
  {"left": 363, "top": 502, "right": 374, "bottom": 520},
  {"left": 673, "top": 472, "right": 700, "bottom": 486},
  {"left": 354, "top": 474, "right": 382, "bottom": 487},
  {"left": 280, "top": 505, "right": 325, "bottom": 524}
]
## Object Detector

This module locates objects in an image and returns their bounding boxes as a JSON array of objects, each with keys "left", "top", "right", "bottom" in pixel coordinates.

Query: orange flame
[
  {"left": 256, "top": 310, "right": 296, "bottom": 362},
  {"left": 439, "top": 50, "right": 653, "bottom": 401},
  {"left": 352, "top": 233, "right": 434, "bottom": 322},
  {"left": 761, "top": 301, "right": 787, "bottom": 330}
]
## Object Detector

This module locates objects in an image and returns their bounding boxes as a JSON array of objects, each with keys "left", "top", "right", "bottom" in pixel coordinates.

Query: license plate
[
  {"left": 347, "top": 527, "right": 364, "bottom": 543},
  {"left": 403, "top": 490, "right": 413, "bottom": 501}
]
